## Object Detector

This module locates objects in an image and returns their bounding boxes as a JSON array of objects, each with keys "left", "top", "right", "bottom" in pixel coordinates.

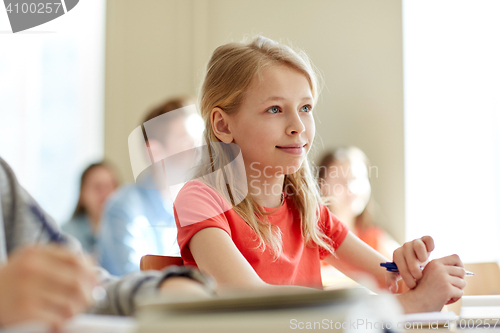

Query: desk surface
[{"left": 2, "top": 314, "right": 136, "bottom": 333}]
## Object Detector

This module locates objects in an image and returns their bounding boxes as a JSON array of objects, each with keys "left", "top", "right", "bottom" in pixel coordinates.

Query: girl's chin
[
  {"left": 277, "top": 163, "right": 303, "bottom": 176},
  {"left": 246, "top": 158, "right": 305, "bottom": 176}
]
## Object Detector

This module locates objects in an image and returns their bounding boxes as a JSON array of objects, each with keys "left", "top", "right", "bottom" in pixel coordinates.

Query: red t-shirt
[{"left": 174, "top": 180, "right": 349, "bottom": 288}]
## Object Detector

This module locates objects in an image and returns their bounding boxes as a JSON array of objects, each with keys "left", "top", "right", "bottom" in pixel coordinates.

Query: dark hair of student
[
  {"left": 72, "top": 162, "right": 119, "bottom": 218},
  {"left": 141, "top": 96, "right": 195, "bottom": 144}
]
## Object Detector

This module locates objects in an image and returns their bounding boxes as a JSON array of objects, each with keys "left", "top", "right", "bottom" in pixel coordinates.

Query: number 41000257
[{"left": 6, "top": 2, "right": 62, "bottom": 14}]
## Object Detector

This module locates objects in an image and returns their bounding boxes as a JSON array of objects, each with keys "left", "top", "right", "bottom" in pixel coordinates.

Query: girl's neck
[{"left": 247, "top": 171, "right": 285, "bottom": 208}]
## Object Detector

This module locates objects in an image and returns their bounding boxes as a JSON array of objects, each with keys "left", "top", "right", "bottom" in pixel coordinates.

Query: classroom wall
[{"left": 104, "top": 0, "right": 405, "bottom": 242}]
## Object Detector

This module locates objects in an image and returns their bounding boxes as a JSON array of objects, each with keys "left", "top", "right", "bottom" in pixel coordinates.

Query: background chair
[
  {"left": 463, "top": 262, "right": 500, "bottom": 295},
  {"left": 140, "top": 255, "right": 183, "bottom": 271}
]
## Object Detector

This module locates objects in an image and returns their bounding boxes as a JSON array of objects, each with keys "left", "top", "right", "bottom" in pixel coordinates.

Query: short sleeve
[
  {"left": 317, "top": 205, "right": 349, "bottom": 260},
  {"left": 174, "top": 180, "right": 233, "bottom": 265}
]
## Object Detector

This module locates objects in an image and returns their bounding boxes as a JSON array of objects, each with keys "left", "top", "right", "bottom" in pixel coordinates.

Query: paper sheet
[
  {"left": 402, "top": 311, "right": 458, "bottom": 324},
  {"left": 1, "top": 314, "right": 137, "bottom": 333}
]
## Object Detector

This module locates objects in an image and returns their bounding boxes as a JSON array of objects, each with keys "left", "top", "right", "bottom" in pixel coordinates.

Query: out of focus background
[{"left": 0, "top": 0, "right": 499, "bottom": 262}]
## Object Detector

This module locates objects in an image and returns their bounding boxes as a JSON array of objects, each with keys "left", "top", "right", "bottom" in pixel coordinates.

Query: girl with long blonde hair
[{"left": 174, "top": 36, "right": 466, "bottom": 313}]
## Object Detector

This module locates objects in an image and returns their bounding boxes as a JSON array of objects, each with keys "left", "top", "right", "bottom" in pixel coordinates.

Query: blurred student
[
  {"left": 0, "top": 157, "right": 212, "bottom": 330},
  {"left": 317, "top": 147, "right": 399, "bottom": 259},
  {"left": 97, "top": 96, "right": 203, "bottom": 276},
  {"left": 62, "top": 162, "right": 119, "bottom": 255}
]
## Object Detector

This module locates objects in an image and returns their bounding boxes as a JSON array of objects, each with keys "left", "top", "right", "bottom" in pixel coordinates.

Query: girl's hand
[
  {"left": 397, "top": 255, "right": 466, "bottom": 313},
  {"left": 392, "top": 236, "right": 435, "bottom": 289}
]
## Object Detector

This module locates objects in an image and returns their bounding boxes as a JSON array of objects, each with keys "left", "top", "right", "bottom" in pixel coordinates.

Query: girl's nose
[{"left": 286, "top": 111, "right": 306, "bottom": 135}]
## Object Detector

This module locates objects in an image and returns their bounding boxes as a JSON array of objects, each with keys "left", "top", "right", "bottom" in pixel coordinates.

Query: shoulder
[
  {"left": 175, "top": 180, "right": 231, "bottom": 208},
  {"left": 316, "top": 204, "right": 349, "bottom": 252},
  {"left": 176, "top": 180, "right": 222, "bottom": 196},
  {"left": 317, "top": 204, "right": 347, "bottom": 231},
  {"left": 317, "top": 204, "right": 338, "bottom": 222},
  {"left": 174, "top": 180, "right": 232, "bottom": 227}
]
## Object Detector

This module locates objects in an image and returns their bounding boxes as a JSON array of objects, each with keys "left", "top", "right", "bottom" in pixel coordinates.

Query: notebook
[
  {"left": 136, "top": 288, "right": 403, "bottom": 333},
  {"left": 459, "top": 295, "right": 500, "bottom": 327}
]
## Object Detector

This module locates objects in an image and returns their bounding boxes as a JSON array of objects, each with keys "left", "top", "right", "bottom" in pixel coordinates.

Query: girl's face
[
  {"left": 81, "top": 166, "right": 117, "bottom": 216},
  {"left": 229, "top": 65, "right": 315, "bottom": 177}
]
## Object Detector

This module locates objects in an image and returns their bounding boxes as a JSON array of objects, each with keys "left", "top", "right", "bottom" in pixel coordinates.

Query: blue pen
[
  {"left": 30, "top": 204, "right": 67, "bottom": 244},
  {"left": 381, "top": 262, "right": 474, "bottom": 276}
]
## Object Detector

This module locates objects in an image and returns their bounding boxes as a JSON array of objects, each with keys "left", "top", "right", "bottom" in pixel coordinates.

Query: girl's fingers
[
  {"left": 44, "top": 248, "right": 97, "bottom": 286},
  {"left": 436, "top": 254, "right": 463, "bottom": 267},
  {"left": 448, "top": 276, "right": 467, "bottom": 290},
  {"left": 445, "top": 286, "right": 464, "bottom": 305},
  {"left": 393, "top": 249, "right": 416, "bottom": 289},
  {"left": 403, "top": 242, "right": 422, "bottom": 281},
  {"left": 413, "top": 238, "right": 429, "bottom": 263},
  {"left": 31, "top": 263, "right": 93, "bottom": 309},
  {"left": 420, "top": 236, "right": 435, "bottom": 253},
  {"left": 446, "top": 266, "right": 466, "bottom": 279},
  {"left": 23, "top": 248, "right": 95, "bottom": 312}
]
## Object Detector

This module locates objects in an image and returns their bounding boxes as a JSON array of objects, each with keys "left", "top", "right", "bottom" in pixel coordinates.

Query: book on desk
[{"left": 135, "top": 287, "right": 404, "bottom": 333}]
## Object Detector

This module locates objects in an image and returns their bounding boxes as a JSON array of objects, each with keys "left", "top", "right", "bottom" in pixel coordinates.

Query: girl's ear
[{"left": 211, "top": 107, "right": 233, "bottom": 143}]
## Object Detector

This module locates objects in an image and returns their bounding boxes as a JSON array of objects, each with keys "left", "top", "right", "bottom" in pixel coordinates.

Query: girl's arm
[
  {"left": 323, "top": 231, "right": 391, "bottom": 290},
  {"left": 188, "top": 227, "right": 310, "bottom": 293},
  {"left": 189, "top": 226, "right": 466, "bottom": 313},
  {"left": 189, "top": 228, "right": 385, "bottom": 291}
]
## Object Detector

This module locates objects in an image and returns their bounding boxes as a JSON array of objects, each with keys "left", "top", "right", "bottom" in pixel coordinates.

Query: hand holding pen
[
  {"left": 30, "top": 204, "right": 107, "bottom": 303},
  {"left": 381, "top": 262, "right": 474, "bottom": 276},
  {"left": 0, "top": 204, "right": 105, "bottom": 329},
  {"left": 0, "top": 245, "right": 97, "bottom": 330},
  {"left": 379, "top": 236, "right": 468, "bottom": 311},
  {"left": 384, "top": 235, "right": 436, "bottom": 291}
]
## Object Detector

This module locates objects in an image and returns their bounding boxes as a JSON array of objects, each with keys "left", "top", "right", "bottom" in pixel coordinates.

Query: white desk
[{"left": 1, "top": 314, "right": 136, "bottom": 333}]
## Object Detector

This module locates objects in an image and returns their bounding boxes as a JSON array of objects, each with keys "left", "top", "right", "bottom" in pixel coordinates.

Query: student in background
[
  {"left": 97, "top": 96, "right": 202, "bottom": 276},
  {"left": 62, "top": 162, "right": 119, "bottom": 255},
  {"left": 174, "top": 36, "right": 466, "bottom": 314},
  {"left": 317, "top": 147, "right": 399, "bottom": 259},
  {"left": 0, "top": 157, "right": 212, "bottom": 330}
]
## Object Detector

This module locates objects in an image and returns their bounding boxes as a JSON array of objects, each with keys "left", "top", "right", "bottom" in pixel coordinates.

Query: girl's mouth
[{"left": 276, "top": 144, "right": 306, "bottom": 155}]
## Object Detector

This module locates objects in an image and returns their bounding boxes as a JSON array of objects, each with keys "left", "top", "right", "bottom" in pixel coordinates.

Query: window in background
[
  {"left": 0, "top": 1, "right": 106, "bottom": 223},
  {"left": 403, "top": 0, "right": 500, "bottom": 262}
]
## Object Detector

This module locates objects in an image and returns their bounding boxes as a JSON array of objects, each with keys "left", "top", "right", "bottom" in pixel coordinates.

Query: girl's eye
[
  {"left": 266, "top": 106, "right": 280, "bottom": 114},
  {"left": 301, "top": 104, "right": 312, "bottom": 113}
]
